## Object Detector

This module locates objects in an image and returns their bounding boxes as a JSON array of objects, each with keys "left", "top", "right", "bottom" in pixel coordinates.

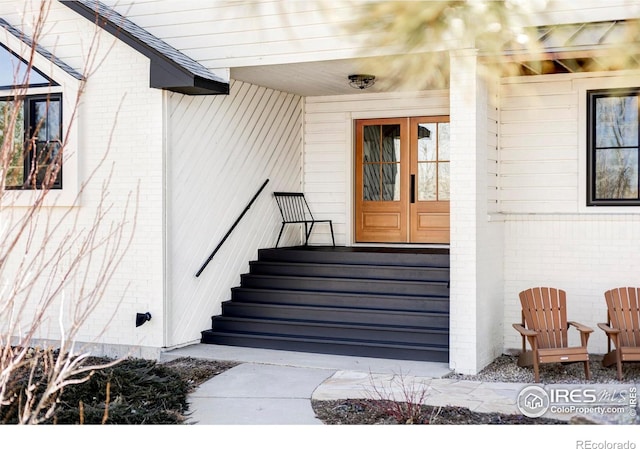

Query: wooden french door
[{"left": 355, "top": 116, "right": 450, "bottom": 244}]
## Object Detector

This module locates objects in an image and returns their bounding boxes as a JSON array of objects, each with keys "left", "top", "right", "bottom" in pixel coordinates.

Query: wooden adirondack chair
[
  {"left": 598, "top": 287, "right": 640, "bottom": 381},
  {"left": 513, "top": 287, "right": 593, "bottom": 383}
]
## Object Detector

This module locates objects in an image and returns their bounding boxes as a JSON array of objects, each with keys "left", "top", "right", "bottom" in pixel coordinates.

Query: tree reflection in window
[
  {"left": 1, "top": 95, "right": 62, "bottom": 189},
  {"left": 588, "top": 89, "right": 640, "bottom": 205},
  {"left": 363, "top": 124, "right": 400, "bottom": 201}
]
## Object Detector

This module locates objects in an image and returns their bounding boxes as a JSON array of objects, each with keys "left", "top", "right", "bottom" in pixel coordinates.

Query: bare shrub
[
  {"left": 0, "top": 0, "right": 137, "bottom": 424},
  {"left": 366, "top": 370, "right": 441, "bottom": 424}
]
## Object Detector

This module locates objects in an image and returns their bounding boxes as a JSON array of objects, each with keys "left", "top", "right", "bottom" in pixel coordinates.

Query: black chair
[{"left": 273, "top": 192, "right": 335, "bottom": 248}]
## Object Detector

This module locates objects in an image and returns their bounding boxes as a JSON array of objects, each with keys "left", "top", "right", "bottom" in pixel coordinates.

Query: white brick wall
[
  {"left": 500, "top": 72, "right": 640, "bottom": 356},
  {"left": 503, "top": 215, "right": 640, "bottom": 355},
  {"left": 449, "top": 49, "right": 504, "bottom": 375},
  {"left": 0, "top": 5, "right": 165, "bottom": 354}
]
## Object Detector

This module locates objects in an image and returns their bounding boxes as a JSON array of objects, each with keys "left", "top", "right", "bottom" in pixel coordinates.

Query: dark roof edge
[
  {"left": 0, "top": 17, "right": 84, "bottom": 80},
  {"left": 61, "top": 0, "right": 229, "bottom": 95}
]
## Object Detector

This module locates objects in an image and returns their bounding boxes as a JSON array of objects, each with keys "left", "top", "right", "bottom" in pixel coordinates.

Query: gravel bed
[{"left": 444, "top": 353, "right": 640, "bottom": 384}]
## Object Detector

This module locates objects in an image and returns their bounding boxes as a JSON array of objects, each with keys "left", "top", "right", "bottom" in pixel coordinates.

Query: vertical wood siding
[{"left": 166, "top": 80, "right": 302, "bottom": 347}]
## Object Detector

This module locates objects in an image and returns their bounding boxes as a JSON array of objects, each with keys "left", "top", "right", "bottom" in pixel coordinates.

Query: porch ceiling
[
  {"left": 230, "top": 57, "right": 412, "bottom": 97},
  {"left": 230, "top": 51, "right": 640, "bottom": 97},
  {"left": 231, "top": 20, "right": 640, "bottom": 97}
]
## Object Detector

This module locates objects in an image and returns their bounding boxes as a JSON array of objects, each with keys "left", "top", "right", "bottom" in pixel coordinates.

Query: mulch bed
[
  {"left": 0, "top": 356, "right": 238, "bottom": 424},
  {"left": 312, "top": 399, "right": 568, "bottom": 424}
]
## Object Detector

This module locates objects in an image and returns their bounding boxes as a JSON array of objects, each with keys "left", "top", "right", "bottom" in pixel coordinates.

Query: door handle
[{"left": 410, "top": 174, "right": 415, "bottom": 204}]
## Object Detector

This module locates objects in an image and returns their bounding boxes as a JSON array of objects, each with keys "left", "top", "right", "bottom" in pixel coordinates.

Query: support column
[{"left": 448, "top": 48, "right": 504, "bottom": 374}]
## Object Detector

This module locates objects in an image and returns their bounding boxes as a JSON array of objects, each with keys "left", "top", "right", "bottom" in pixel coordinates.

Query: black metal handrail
[{"left": 195, "top": 178, "right": 270, "bottom": 277}]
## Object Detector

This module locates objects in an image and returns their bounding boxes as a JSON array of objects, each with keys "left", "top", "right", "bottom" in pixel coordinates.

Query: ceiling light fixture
[{"left": 348, "top": 74, "right": 376, "bottom": 90}]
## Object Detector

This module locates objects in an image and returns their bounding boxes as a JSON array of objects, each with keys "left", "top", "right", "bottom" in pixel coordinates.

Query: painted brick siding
[
  {"left": 500, "top": 72, "right": 640, "bottom": 355},
  {"left": 449, "top": 49, "right": 507, "bottom": 375},
  {"left": 503, "top": 215, "right": 640, "bottom": 354},
  {"left": 0, "top": 4, "right": 165, "bottom": 357}
]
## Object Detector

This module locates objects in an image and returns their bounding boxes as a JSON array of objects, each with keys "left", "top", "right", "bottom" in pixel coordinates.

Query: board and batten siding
[
  {"left": 499, "top": 72, "right": 640, "bottom": 355},
  {"left": 303, "top": 90, "right": 450, "bottom": 245},
  {"left": 166, "top": 80, "right": 302, "bottom": 347}
]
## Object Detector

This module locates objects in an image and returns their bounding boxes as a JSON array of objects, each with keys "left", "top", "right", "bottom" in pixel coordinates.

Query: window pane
[
  {"left": 47, "top": 100, "right": 61, "bottom": 141},
  {"left": 363, "top": 125, "right": 380, "bottom": 162},
  {"left": 418, "top": 162, "right": 437, "bottom": 201},
  {"left": 363, "top": 164, "right": 380, "bottom": 201},
  {"left": 33, "top": 99, "right": 61, "bottom": 142},
  {"left": 438, "top": 162, "right": 450, "bottom": 200},
  {"left": 596, "top": 96, "right": 638, "bottom": 147},
  {"left": 417, "top": 123, "right": 436, "bottom": 161},
  {"left": 32, "top": 142, "right": 61, "bottom": 188},
  {"left": 381, "top": 125, "right": 400, "bottom": 162},
  {"left": 382, "top": 164, "right": 400, "bottom": 201},
  {"left": 27, "top": 97, "right": 62, "bottom": 189},
  {"left": 1, "top": 100, "right": 25, "bottom": 187},
  {"left": 0, "top": 44, "right": 51, "bottom": 88},
  {"left": 595, "top": 148, "right": 639, "bottom": 199}
]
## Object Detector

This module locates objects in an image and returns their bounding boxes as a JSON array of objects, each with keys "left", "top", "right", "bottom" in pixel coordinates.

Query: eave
[{"left": 61, "top": 0, "right": 229, "bottom": 95}]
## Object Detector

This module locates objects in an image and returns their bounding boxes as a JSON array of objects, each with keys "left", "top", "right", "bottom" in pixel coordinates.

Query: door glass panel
[
  {"left": 382, "top": 164, "right": 400, "bottom": 200},
  {"left": 438, "top": 162, "right": 450, "bottom": 200},
  {"left": 363, "top": 164, "right": 380, "bottom": 201},
  {"left": 363, "top": 124, "right": 401, "bottom": 201},
  {"left": 417, "top": 123, "right": 436, "bottom": 161},
  {"left": 363, "top": 125, "right": 381, "bottom": 162},
  {"left": 381, "top": 124, "right": 401, "bottom": 162},
  {"left": 438, "top": 122, "right": 450, "bottom": 160},
  {"left": 418, "top": 162, "right": 437, "bottom": 201}
]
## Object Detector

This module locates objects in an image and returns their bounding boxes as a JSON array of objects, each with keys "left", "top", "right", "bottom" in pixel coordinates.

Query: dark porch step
[
  {"left": 200, "top": 331, "right": 449, "bottom": 363},
  {"left": 258, "top": 247, "right": 449, "bottom": 268},
  {"left": 221, "top": 301, "right": 449, "bottom": 328},
  {"left": 231, "top": 287, "right": 450, "bottom": 313},
  {"left": 240, "top": 274, "right": 449, "bottom": 297},
  {"left": 249, "top": 260, "right": 449, "bottom": 282},
  {"left": 209, "top": 316, "right": 449, "bottom": 346}
]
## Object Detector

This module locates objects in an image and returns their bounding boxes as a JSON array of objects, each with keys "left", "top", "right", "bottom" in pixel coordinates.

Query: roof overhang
[
  {"left": 61, "top": 0, "right": 229, "bottom": 95},
  {"left": 490, "top": 19, "right": 640, "bottom": 76}
]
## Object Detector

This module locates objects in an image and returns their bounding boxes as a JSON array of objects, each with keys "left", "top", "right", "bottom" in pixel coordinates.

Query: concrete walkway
[{"left": 160, "top": 344, "right": 638, "bottom": 425}]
